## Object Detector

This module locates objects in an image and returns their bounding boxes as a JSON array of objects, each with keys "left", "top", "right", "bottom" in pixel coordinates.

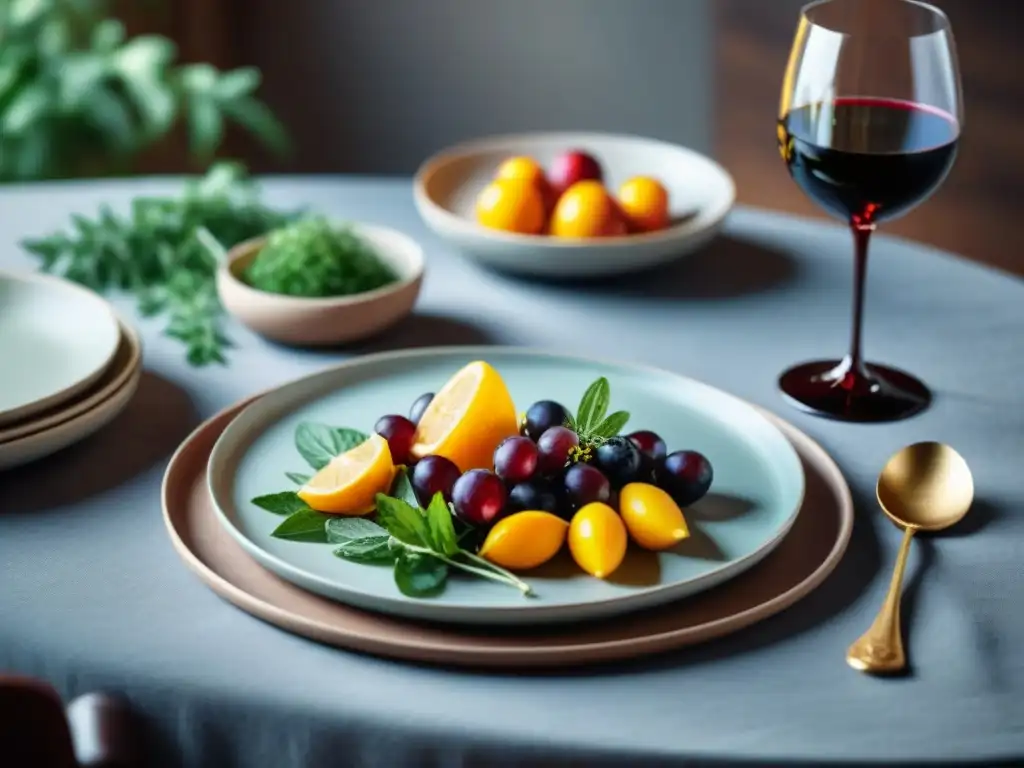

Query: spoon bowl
[
  {"left": 847, "top": 441, "right": 974, "bottom": 674},
  {"left": 876, "top": 441, "right": 974, "bottom": 532}
]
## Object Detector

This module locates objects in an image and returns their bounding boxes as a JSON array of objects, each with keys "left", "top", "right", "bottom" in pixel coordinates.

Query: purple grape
[
  {"left": 563, "top": 463, "right": 611, "bottom": 510},
  {"left": 656, "top": 450, "right": 714, "bottom": 506},
  {"left": 374, "top": 415, "right": 416, "bottom": 465},
  {"left": 452, "top": 469, "right": 507, "bottom": 526},
  {"left": 594, "top": 436, "right": 642, "bottom": 488},
  {"left": 507, "top": 481, "right": 561, "bottom": 516},
  {"left": 493, "top": 436, "right": 539, "bottom": 484},
  {"left": 523, "top": 400, "right": 570, "bottom": 441},
  {"left": 408, "top": 392, "right": 434, "bottom": 425},
  {"left": 536, "top": 426, "right": 579, "bottom": 475},
  {"left": 411, "top": 455, "right": 461, "bottom": 506}
]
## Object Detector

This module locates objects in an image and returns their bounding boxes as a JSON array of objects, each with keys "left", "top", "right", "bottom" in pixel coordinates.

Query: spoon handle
[{"left": 846, "top": 525, "right": 916, "bottom": 674}]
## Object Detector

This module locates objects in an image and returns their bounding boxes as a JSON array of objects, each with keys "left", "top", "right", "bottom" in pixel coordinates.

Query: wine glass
[{"left": 776, "top": 0, "right": 963, "bottom": 422}]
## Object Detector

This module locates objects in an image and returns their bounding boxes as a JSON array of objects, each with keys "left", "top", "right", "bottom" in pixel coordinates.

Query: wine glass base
[{"left": 778, "top": 360, "right": 931, "bottom": 423}]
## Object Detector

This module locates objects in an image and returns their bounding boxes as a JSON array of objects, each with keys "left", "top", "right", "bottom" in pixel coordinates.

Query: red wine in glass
[{"left": 776, "top": 0, "right": 963, "bottom": 422}]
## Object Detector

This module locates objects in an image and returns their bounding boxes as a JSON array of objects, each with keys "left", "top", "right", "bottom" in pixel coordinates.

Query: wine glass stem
[{"left": 847, "top": 220, "right": 875, "bottom": 376}]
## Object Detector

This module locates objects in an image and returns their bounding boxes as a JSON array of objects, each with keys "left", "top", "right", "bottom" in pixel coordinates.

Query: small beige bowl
[{"left": 217, "top": 222, "right": 424, "bottom": 346}]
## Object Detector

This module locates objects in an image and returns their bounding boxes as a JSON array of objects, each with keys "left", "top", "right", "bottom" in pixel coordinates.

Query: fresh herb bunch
[
  {"left": 565, "top": 377, "right": 630, "bottom": 458},
  {"left": 0, "top": 0, "right": 289, "bottom": 181},
  {"left": 244, "top": 216, "right": 398, "bottom": 298},
  {"left": 252, "top": 425, "right": 533, "bottom": 598},
  {"left": 22, "top": 162, "right": 301, "bottom": 364}
]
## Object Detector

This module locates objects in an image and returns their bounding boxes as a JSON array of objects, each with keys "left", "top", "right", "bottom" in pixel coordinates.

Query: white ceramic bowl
[
  {"left": 414, "top": 132, "right": 735, "bottom": 279},
  {"left": 217, "top": 222, "right": 424, "bottom": 347}
]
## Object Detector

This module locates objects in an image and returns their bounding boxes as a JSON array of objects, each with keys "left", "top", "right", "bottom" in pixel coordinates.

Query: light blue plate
[{"left": 208, "top": 348, "right": 804, "bottom": 626}]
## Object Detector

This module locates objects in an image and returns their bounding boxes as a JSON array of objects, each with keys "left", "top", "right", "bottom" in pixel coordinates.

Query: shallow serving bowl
[
  {"left": 413, "top": 131, "right": 735, "bottom": 279},
  {"left": 217, "top": 223, "right": 424, "bottom": 347}
]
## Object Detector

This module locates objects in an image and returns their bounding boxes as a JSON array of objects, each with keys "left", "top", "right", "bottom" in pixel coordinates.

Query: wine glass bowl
[{"left": 776, "top": 0, "right": 962, "bottom": 422}]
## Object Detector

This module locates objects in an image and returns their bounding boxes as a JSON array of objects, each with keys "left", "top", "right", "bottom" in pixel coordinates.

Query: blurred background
[{"left": 6, "top": 0, "right": 1022, "bottom": 275}]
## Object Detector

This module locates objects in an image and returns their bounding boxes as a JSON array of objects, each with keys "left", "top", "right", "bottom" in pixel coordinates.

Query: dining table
[{"left": 1, "top": 176, "right": 1022, "bottom": 768}]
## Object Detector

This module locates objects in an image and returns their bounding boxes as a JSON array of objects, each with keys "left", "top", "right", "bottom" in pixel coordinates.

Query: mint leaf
[
  {"left": 394, "top": 552, "right": 448, "bottom": 597},
  {"left": 295, "top": 423, "right": 369, "bottom": 470},
  {"left": 325, "top": 517, "right": 389, "bottom": 544},
  {"left": 374, "top": 494, "right": 429, "bottom": 546},
  {"left": 425, "top": 492, "right": 459, "bottom": 556},
  {"left": 285, "top": 471, "right": 311, "bottom": 485},
  {"left": 590, "top": 410, "right": 630, "bottom": 439},
  {"left": 389, "top": 467, "right": 420, "bottom": 508},
  {"left": 251, "top": 491, "right": 310, "bottom": 516},
  {"left": 327, "top": 518, "right": 395, "bottom": 563},
  {"left": 271, "top": 508, "right": 331, "bottom": 542},
  {"left": 334, "top": 536, "right": 394, "bottom": 564},
  {"left": 575, "top": 377, "right": 610, "bottom": 433}
]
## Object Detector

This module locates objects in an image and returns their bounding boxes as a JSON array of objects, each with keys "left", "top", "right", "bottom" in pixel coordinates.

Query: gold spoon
[{"left": 846, "top": 441, "right": 974, "bottom": 674}]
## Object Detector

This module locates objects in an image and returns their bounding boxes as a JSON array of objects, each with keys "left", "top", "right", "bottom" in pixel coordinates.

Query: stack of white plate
[{"left": 0, "top": 271, "right": 143, "bottom": 471}]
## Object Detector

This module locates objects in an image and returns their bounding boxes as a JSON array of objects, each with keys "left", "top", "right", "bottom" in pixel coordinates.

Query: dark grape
[
  {"left": 536, "top": 426, "right": 579, "bottom": 475},
  {"left": 411, "top": 455, "right": 461, "bottom": 507},
  {"left": 628, "top": 430, "right": 668, "bottom": 482},
  {"left": 374, "top": 415, "right": 417, "bottom": 465},
  {"left": 627, "top": 430, "right": 667, "bottom": 462},
  {"left": 493, "top": 436, "right": 539, "bottom": 484},
  {"left": 408, "top": 392, "right": 434, "bottom": 425},
  {"left": 524, "top": 400, "right": 570, "bottom": 441},
  {"left": 594, "top": 436, "right": 642, "bottom": 488},
  {"left": 656, "top": 450, "right": 714, "bottom": 506},
  {"left": 452, "top": 469, "right": 507, "bottom": 526},
  {"left": 507, "top": 481, "right": 561, "bottom": 516},
  {"left": 563, "top": 463, "right": 611, "bottom": 510}
]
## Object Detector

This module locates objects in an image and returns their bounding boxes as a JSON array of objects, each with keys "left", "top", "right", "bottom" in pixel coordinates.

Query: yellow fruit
[
  {"left": 495, "top": 156, "right": 546, "bottom": 186},
  {"left": 617, "top": 176, "right": 670, "bottom": 232},
  {"left": 410, "top": 360, "right": 519, "bottom": 472},
  {"left": 618, "top": 482, "right": 690, "bottom": 550},
  {"left": 549, "top": 180, "right": 620, "bottom": 238},
  {"left": 475, "top": 178, "right": 546, "bottom": 235},
  {"left": 478, "top": 511, "right": 569, "bottom": 570},
  {"left": 568, "top": 502, "right": 628, "bottom": 579},
  {"left": 297, "top": 434, "right": 395, "bottom": 515}
]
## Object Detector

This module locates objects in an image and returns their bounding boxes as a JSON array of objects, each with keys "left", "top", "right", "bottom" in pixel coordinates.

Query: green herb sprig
[
  {"left": 565, "top": 377, "right": 630, "bottom": 447},
  {"left": 333, "top": 489, "right": 533, "bottom": 598},
  {"left": 22, "top": 162, "right": 300, "bottom": 365},
  {"left": 252, "top": 438, "right": 533, "bottom": 598}
]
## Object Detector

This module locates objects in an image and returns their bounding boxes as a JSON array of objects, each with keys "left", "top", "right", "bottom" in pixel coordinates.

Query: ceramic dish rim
[
  {"left": 219, "top": 221, "right": 425, "bottom": 308},
  {"left": 0, "top": 317, "right": 141, "bottom": 444},
  {"left": 0, "top": 268, "right": 121, "bottom": 424},
  {"left": 163, "top": 396, "right": 851, "bottom": 661},
  {"left": 206, "top": 346, "right": 806, "bottom": 624},
  {"left": 413, "top": 130, "right": 737, "bottom": 249}
]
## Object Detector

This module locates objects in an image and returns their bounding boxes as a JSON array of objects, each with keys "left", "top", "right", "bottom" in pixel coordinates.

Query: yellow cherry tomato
[
  {"left": 618, "top": 176, "right": 670, "bottom": 232},
  {"left": 475, "top": 178, "right": 546, "bottom": 235},
  {"left": 478, "top": 511, "right": 569, "bottom": 571},
  {"left": 618, "top": 482, "right": 690, "bottom": 550},
  {"left": 568, "top": 502, "right": 628, "bottom": 579},
  {"left": 550, "top": 180, "right": 620, "bottom": 238}
]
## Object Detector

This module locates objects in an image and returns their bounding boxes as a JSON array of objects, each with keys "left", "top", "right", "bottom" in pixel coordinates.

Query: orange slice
[
  {"left": 297, "top": 434, "right": 395, "bottom": 514},
  {"left": 410, "top": 361, "right": 519, "bottom": 472}
]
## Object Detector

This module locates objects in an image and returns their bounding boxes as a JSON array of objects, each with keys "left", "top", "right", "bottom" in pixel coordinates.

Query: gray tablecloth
[{"left": 1, "top": 178, "right": 1022, "bottom": 768}]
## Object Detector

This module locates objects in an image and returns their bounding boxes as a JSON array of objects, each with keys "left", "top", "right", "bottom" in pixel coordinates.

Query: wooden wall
[{"left": 130, "top": 0, "right": 1024, "bottom": 277}]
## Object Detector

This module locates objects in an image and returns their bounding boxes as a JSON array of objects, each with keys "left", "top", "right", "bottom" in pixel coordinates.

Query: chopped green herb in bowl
[
  {"left": 243, "top": 217, "right": 398, "bottom": 298},
  {"left": 217, "top": 218, "right": 425, "bottom": 347}
]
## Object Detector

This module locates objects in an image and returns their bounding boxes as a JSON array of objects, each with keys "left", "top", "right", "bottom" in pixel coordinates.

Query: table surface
[{"left": 1, "top": 177, "right": 1022, "bottom": 768}]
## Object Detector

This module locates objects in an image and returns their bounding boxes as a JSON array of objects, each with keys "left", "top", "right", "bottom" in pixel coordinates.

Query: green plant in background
[
  {"left": 0, "top": 0, "right": 289, "bottom": 181},
  {"left": 23, "top": 162, "right": 302, "bottom": 365}
]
